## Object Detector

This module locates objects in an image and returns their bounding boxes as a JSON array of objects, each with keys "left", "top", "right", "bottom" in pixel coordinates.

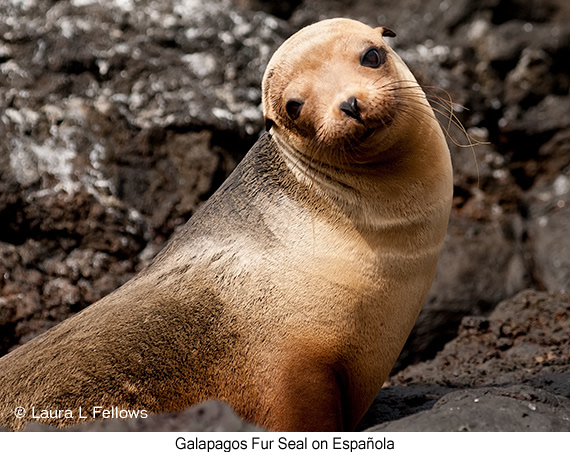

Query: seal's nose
[{"left": 340, "top": 96, "right": 361, "bottom": 121}]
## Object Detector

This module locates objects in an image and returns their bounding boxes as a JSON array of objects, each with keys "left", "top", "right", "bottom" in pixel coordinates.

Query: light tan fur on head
[{"left": 263, "top": 19, "right": 424, "bottom": 162}]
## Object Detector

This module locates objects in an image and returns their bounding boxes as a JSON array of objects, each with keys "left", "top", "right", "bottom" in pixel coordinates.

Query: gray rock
[
  {"left": 526, "top": 169, "right": 570, "bottom": 293},
  {"left": 367, "top": 385, "right": 570, "bottom": 432},
  {"left": 515, "top": 95, "right": 570, "bottom": 136},
  {"left": 0, "top": 0, "right": 288, "bottom": 354},
  {"left": 357, "top": 385, "right": 451, "bottom": 430},
  {"left": 504, "top": 48, "right": 556, "bottom": 106},
  {"left": 393, "top": 290, "right": 570, "bottom": 389},
  {"left": 362, "top": 290, "right": 570, "bottom": 432}
]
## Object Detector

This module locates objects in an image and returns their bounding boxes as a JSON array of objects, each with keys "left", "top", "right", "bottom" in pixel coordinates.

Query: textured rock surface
[
  {"left": 394, "top": 290, "right": 570, "bottom": 389},
  {"left": 367, "top": 385, "right": 570, "bottom": 432},
  {"left": 359, "top": 290, "right": 570, "bottom": 431},
  {"left": 0, "top": 0, "right": 288, "bottom": 353}
]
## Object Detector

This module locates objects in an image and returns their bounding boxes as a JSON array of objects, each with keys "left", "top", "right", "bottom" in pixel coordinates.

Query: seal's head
[{"left": 262, "top": 18, "right": 432, "bottom": 167}]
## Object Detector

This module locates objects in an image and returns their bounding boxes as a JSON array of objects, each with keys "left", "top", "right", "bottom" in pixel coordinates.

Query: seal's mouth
[
  {"left": 361, "top": 128, "right": 374, "bottom": 141},
  {"left": 359, "top": 113, "right": 394, "bottom": 141}
]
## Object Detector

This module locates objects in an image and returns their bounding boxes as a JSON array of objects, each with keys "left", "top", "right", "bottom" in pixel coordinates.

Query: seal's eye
[
  {"left": 286, "top": 100, "right": 304, "bottom": 120},
  {"left": 361, "top": 47, "right": 386, "bottom": 68}
]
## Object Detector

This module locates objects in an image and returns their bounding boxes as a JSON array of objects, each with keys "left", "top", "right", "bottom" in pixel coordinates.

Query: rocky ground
[{"left": 0, "top": 0, "right": 569, "bottom": 431}]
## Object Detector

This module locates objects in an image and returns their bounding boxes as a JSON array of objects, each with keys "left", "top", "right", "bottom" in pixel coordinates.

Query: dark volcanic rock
[
  {"left": 360, "top": 290, "right": 570, "bottom": 431},
  {"left": 0, "top": 0, "right": 289, "bottom": 354},
  {"left": 367, "top": 385, "right": 570, "bottom": 432},
  {"left": 393, "top": 291, "right": 570, "bottom": 389},
  {"left": 524, "top": 144, "right": 570, "bottom": 293},
  {"left": 357, "top": 384, "right": 452, "bottom": 430}
]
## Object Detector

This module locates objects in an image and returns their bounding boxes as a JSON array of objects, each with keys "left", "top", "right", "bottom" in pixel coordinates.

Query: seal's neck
[{"left": 270, "top": 126, "right": 452, "bottom": 233}]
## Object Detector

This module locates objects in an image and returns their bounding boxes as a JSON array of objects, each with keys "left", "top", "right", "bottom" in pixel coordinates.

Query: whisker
[
  {"left": 380, "top": 82, "right": 487, "bottom": 188},
  {"left": 275, "top": 77, "right": 483, "bottom": 191},
  {"left": 425, "top": 86, "right": 484, "bottom": 187}
]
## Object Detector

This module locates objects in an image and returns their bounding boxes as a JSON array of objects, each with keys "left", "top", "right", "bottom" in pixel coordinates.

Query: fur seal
[{"left": 0, "top": 18, "right": 452, "bottom": 431}]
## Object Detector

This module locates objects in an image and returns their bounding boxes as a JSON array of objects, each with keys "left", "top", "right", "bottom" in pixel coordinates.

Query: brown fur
[{"left": 0, "top": 18, "right": 452, "bottom": 431}]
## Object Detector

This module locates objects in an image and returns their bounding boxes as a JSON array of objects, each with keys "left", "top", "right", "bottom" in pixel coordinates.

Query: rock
[
  {"left": 357, "top": 384, "right": 451, "bottom": 430},
  {"left": 513, "top": 95, "right": 570, "bottom": 137},
  {"left": 367, "top": 385, "right": 570, "bottom": 432},
  {"left": 0, "top": 0, "right": 289, "bottom": 354},
  {"left": 393, "top": 290, "right": 570, "bottom": 388},
  {"left": 504, "top": 48, "right": 556, "bottom": 107},
  {"left": 525, "top": 170, "right": 570, "bottom": 293},
  {"left": 361, "top": 290, "right": 570, "bottom": 431}
]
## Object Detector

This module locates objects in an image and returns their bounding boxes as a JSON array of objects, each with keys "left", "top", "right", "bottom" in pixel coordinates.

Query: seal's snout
[{"left": 340, "top": 96, "right": 361, "bottom": 121}]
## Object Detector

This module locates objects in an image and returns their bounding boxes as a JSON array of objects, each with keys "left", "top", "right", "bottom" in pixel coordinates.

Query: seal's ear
[
  {"left": 265, "top": 117, "right": 275, "bottom": 132},
  {"left": 377, "top": 27, "right": 396, "bottom": 38}
]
